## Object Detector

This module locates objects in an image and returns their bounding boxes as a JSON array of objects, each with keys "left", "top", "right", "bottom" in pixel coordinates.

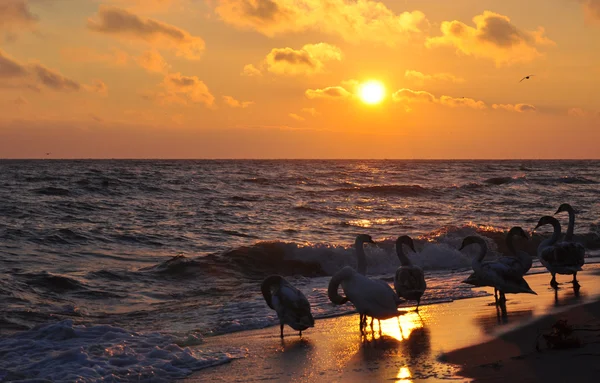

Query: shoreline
[{"left": 185, "top": 268, "right": 600, "bottom": 382}]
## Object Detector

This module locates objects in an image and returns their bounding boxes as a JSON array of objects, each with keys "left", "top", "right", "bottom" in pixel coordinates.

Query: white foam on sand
[{"left": 0, "top": 320, "right": 247, "bottom": 382}]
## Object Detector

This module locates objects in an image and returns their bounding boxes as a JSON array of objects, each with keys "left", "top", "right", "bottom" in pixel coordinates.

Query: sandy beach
[{"left": 186, "top": 267, "right": 600, "bottom": 382}]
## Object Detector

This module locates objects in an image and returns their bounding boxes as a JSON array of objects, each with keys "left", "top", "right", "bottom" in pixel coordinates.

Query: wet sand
[{"left": 185, "top": 268, "right": 600, "bottom": 382}]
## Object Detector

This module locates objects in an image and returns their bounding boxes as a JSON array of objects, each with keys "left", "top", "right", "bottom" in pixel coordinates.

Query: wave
[
  {"left": 0, "top": 320, "right": 246, "bottom": 382},
  {"left": 334, "top": 184, "right": 431, "bottom": 197},
  {"left": 483, "top": 176, "right": 526, "bottom": 185},
  {"left": 23, "top": 272, "right": 87, "bottom": 292},
  {"left": 140, "top": 224, "right": 600, "bottom": 281},
  {"left": 33, "top": 187, "right": 71, "bottom": 196}
]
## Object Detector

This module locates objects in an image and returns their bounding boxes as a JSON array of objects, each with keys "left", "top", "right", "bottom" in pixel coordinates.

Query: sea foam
[{"left": 0, "top": 320, "right": 246, "bottom": 382}]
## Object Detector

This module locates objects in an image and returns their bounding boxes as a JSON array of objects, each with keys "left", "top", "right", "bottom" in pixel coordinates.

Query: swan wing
[
  {"left": 395, "top": 266, "right": 426, "bottom": 299},
  {"left": 540, "top": 243, "right": 585, "bottom": 270}
]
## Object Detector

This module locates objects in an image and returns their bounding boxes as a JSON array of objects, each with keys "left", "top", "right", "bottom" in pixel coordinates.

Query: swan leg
[
  {"left": 572, "top": 272, "right": 580, "bottom": 288},
  {"left": 416, "top": 298, "right": 420, "bottom": 312},
  {"left": 280, "top": 324, "right": 284, "bottom": 339},
  {"left": 494, "top": 289, "right": 499, "bottom": 305},
  {"left": 499, "top": 292, "right": 507, "bottom": 317},
  {"left": 550, "top": 274, "right": 558, "bottom": 289},
  {"left": 299, "top": 330, "right": 302, "bottom": 337}
]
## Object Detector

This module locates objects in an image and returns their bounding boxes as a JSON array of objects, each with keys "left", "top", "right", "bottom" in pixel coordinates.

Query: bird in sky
[{"left": 519, "top": 75, "right": 535, "bottom": 82}]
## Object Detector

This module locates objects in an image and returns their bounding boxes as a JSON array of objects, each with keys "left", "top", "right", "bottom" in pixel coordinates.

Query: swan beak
[
  {"left": 409, "top": 243, "right": 416, "bottom": 252},
  {"left": 369, "top": 240, "right": 376, "bottom": 245},
  {"left": 533, "top": 224, "right": 540, "bottom": 232},
  {"left": 459, "top": 244, "right": 466, "bottom": 250}
]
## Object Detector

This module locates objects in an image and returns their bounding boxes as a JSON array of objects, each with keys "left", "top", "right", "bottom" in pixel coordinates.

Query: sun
[{"left": 358, "top": 80, "right": 386, "bottom": 105}]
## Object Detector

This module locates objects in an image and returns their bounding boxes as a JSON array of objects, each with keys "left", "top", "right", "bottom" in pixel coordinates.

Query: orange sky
[{"left": 0, "top": 0, "right": 599, "bottom": 159}]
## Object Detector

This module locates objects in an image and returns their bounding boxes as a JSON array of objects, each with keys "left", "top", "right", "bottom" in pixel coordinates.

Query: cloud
[
  {"left": 426, "top": 11, "right": 554, "bottom": 66},
  {"left": 568, "top": 107, "right": 598, "bottom": 117},
  {"left": 241, "top": 64, "right": 262, "bottom": 77},
  {"left": 289, "top": 113, "right": 305, "bottom": 121},
  {"left": 146, "top": 72, "right": 214, "bottom": 106},
  {"left": 223, "top": 95, "right": 253, "bottom": 108},
  {"left": 582, "top": 0, "right": 600, "bottom": 22},
  {"left": 84, "top": 79, "right": 108, "bottom": 95},
  {"left": 392, "top": 88, "right": 436, "bottom": 103},
  {"left": 137, "top": 50, "right": 170, "bottom": 73},
  {"left": 392, "top": 88, "right": 487, "bottom": 109},
  {"left": 0, "top": 0, "right": 37, "bottom": 41},
  {"left": 404, "top": 70, "right": 464, "bottom": 83},
  {"left": 0, "top": 50, "right": 29, "bottom": 78},
  {"left": 301, "top": 107, "right": 319, "bottom": 116},
  {"left": 87, "top": 6, "right": 205, "bottom": 60},
  {"left": 305, "top": 86, "right": 352, "bottom": 100},
  {"left": 214, "top": 0, "right": 428, "bottom": 46},
  {"left": 13, "top": 96, "right": 28, "bottom": 105},
  {"left": 439, "top": 96, "right": 486, "bottom": 109},
  {"left": 262, "top": 43, "right": 342, "bottom": 75},
  {"left": 61, "top": 47, "right": 130, "bottom": 66},
  {"left": 492, "top": 103, "right": 536, "bottom": 112},
  {"left": 31, "top": 64, "right": 80, "bottom": 91},
  {"left": 1, "top": 50, "right": 84, "bottom": 93},
  {"left": 103, "top": 0, "right": 183, "bottom": 13}
]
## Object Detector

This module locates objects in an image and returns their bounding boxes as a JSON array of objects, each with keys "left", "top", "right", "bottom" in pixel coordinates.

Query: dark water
[{"left": 0, "top": 160, "right": 599, "bottom": 381}]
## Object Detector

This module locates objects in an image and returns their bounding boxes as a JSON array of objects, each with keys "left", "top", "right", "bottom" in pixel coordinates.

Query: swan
[
  {"left": 394, "top": 235, "right": 427, "bottom": 311},
  {"left": 462, "top": 227, "right": 531, "bottom": 302},
  {"left": 328, "top": 234, "right": 399, "bottom": 331},
  {"left": 555, "top": 203, "right": 577, "bottom": 241},
  {"left": 261, "top": 275, "right": 314, "bottom": 338},
  {"left": 460, "top": 236, "right": 536, "bottom": 305},
  {"left": 328, "top": 266, "right": 400, "bottom": 331},
  {"left": 534, "top": 216, "right": 585, "bottom": 289}
]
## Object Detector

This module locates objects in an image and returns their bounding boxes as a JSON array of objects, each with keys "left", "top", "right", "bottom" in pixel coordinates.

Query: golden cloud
[
  {"left": 492, "top": 103, "right": 536, "bottom": 112},
  {"left": 223, "top": 95, "right": 253, "bottom": 108},
  {"left": 426, "top": 11, "right": 554, "bottom": 66},
  {"left": 404, "top": 70, "right": 464, "bottom": 83},
  {"left": 137, "top": 50, "right": 171, "bottom": 73},
  {"left": 392, "top": 88, "right": 436, "bottom": 103},
  {"left": 146, "top": 72, "right": 214, "bottom": 106},
  {"left": 583, "top": 0, "right": 600, "bottom": 22},
  {"left": 241, "top": 64, "right": 262, "bottom": 77},
  {"left": 289, "top": 113, "right": 305, "bottom": 121},
  {"left": 392, "top": 88, "right": 486, "bottom": 109},
  {"left": 263, "top": 43, "right": 342, "bottom": 75},
  {"left": 1, "top": 50, "right": 85, "bottom": 92},
  {"left": 83, "top": 79, "right": 109, "bottom": 95},
  {"left": 0, "top": 0, "right": 37, "bottom": 40},
  {"left": 301, "top": 107, "right": 319, "bottom": 116},
  {"left": 87, "top": 6, "right": 205, "bottom": 60},
  {"left": 305, "top": 86, "right": 352, "bottom": 100},
  {"left": 214, "top": 0, "right": 428, "bottom": 46}
]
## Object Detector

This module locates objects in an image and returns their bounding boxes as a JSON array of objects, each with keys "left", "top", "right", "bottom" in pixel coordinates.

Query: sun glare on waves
[{"left": 358, "top": 80, "right": 386, "bottom": 105}]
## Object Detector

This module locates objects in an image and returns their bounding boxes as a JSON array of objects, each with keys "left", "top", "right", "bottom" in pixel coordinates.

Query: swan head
[
  {"left": 555, "top": 203, "right": 575, "bottom": 215},
  {"left": 396, "top": 235, "right": 416, "bottom": 253},
  {"left": 534, "top": 216, "right": 559, "bottom": 231},
  {"left": 355, "top": 234, "right": 376, "bottom": 245},
  {"left": 508, "top": 226, "right": 529, "bottom": 240},
  {"left": 459, "top": 236, "right": 485, "bottom": 251}
]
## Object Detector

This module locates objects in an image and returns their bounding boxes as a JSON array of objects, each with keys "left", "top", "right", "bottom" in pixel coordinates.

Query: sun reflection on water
[
  {"left": 396, "top": 366, "right": 412, "bottom": 382},
  {"left": 378, "top": 311, "right": 423, "bottom": 341}
]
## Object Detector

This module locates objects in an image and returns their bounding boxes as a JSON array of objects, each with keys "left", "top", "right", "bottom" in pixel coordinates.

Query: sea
[{"left": 0, "top": 160, "right": 599, "bottom": 381}]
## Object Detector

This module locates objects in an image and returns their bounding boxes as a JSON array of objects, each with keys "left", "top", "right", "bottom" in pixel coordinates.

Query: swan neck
[
  {"left": 542, "top": 221, "right": 562, "bottom": 247},
  {"left": 356, "top": 241, "right": 367, "bottom": 275},
  {"left": 396, "top": 245, "right": 411, "bottom": 266},
  {"left": 566, "top": 209, "right": 575, "bottom": 240},
  {"left": 476, "top": 240, "right": 487, "bottom": 263},
  {"left": 506, "top": 232, "right": 516, "bottom": 255},
  {"left": 328, "top": 270, "right": 349, "bottom": 305}
]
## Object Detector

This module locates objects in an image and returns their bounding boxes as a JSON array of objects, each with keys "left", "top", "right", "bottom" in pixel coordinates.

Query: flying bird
[{"left": 519, "top": 75, "right": 535, "bottom": 83}]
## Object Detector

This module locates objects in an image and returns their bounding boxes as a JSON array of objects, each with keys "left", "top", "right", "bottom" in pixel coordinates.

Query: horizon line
[{"left": 1, "top": 158, "right": 599, "bottom": 161}]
